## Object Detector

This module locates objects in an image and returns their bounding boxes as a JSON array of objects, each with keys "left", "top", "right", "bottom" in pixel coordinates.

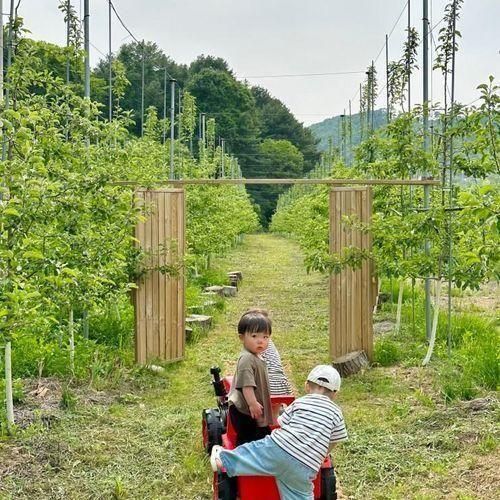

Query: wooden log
[
  {"left": 204, "top": 285, "right": 225, "bottom": 296},
  {"left": 186, "top": 314, "right": 212, "bottom": 330},
  {"left": 222, "top": 285, "right": 237, "bottom": 297},
  {"left": 185, "top": 326, "right": 193, "bottom": 341},
  {"left": 227, "top": 271, "right": 243, "bottom": 281},
  {"left": 332, "top": 350, "right": 369, "bottom": 377},
  {"left": 228, "top": 275, "right": 239, "bottom": 288}
]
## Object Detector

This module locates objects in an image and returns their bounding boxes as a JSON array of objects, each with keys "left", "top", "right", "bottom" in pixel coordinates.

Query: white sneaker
[{"left": 210, "top": 445, "right": 223, "bottom": 472}]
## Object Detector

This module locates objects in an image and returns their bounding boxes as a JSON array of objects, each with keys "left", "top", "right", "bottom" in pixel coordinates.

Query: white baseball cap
[{"left": 307, "top": 365, "right": 341, "bottom": 392}]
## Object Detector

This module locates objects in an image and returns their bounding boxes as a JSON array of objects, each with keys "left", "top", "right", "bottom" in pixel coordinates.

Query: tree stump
[
  {"left": 223, "top": 285, "right": 237, "bottom": 297},
  {"left": 332, "top": 351, "right": 369, "bottom": 377},
  {"left": 204, "top": 285, "right": 225, "bottom": 297},
  {"left": 228, "top": 275, "right": 239, "bottom": 288},
  {"left": 186, "top": 314, "right": 212, "bottom": 331},
  {"left": 227, "top": 271, "right": 243, "bottom": 281}
]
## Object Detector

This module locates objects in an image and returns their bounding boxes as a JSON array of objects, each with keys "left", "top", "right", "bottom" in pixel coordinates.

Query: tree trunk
[
  {"left": 5, "top": 340, "right": 14, "bottom": 430},
  {"left": 332, "top": 350, "right": 369, "bottom": 377}
]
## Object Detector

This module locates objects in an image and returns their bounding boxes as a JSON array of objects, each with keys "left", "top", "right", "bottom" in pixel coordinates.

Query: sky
[{"left": 14, "top": 0, "right": 500, "bottom": 126}]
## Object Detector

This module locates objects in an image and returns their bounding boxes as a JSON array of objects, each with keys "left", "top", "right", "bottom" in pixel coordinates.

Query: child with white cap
[{"left": 211, "top": 365, "right": 347, "bottom": 500}]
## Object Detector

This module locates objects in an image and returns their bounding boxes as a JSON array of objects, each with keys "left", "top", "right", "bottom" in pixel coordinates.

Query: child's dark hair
[{"left": 238, "top": 308, "right": 272, "bottom": 335}]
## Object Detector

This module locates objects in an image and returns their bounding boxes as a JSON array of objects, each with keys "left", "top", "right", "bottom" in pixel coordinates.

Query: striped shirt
[
  {"left": 271, "top": 393, "right": 348, "bottom": 472},
  {"left": 260, "top": 340, "right": 292, "bottom": 395}
]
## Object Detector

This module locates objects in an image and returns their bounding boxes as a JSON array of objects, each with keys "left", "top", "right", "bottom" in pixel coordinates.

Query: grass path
[{"left": 1, "top": 234, "right": 498, "bottom": 499}]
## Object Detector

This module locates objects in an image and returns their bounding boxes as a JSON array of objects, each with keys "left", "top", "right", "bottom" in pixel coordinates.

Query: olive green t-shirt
[{"left": 228, "top": 349, "right": 273, "bottom": 427}]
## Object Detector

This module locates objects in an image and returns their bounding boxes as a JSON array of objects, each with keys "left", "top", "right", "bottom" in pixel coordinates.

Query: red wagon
[{"left": 202, "top": 367, "right": 337, "bottom": 499}]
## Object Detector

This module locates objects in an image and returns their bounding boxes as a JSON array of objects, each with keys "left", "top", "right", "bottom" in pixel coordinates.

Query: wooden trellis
[
  {"left": 329, "top": 187, "right": 376, "bottom": 361},
  {"left": 134, "top": 189, "right": 185, "bottom": 364}
]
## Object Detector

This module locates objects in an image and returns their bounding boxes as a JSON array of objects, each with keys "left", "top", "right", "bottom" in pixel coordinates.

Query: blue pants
[{"left": 220, "top": 435, "right": 316, "bottom": 500}]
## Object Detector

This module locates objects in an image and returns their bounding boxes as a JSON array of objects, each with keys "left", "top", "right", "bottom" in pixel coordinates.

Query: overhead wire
[
  {"left": 108, "top": 0, "right": 179, "bottom": 85},
  {"left": 349, "top": 0, "right": 409, "bottom": 107},
  {"left": 239, "top": 70, "right": 365, "bottom": 79}
]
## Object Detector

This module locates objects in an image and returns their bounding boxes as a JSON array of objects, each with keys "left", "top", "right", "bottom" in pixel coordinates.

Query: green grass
[{"left": 0, "top": 235, "right": 498, "bottom": 499}]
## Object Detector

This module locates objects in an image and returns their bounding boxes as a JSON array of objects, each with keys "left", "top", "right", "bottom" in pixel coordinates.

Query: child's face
[{"left": 240, "top": 331, "right": 270, "bottom": 355}]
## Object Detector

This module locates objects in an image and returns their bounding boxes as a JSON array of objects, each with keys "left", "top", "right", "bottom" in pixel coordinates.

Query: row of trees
[
  {"left": 7, "top": 0, "right": 321, "bottom": 225},
  {"left": 271, "top": 92, "right": 499, "bottom": 289},
  {"left": 0, "top": 25, "right": 258, "bottom": 430},
  {"left": 271, "top": 0, "right": 498, "bottom": 359}
]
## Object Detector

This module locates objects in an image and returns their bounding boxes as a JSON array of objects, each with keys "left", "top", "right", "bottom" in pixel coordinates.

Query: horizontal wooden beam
[{"left": 114, "top": 178, "right": 440, "bottom": 186}]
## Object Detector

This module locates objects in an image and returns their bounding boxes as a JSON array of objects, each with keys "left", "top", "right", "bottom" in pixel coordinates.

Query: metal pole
[
  {"left": 108, "top": 0, "right": 112, "bottom": 122},
  {"left": 337, "top": 117, "right": 341, "bottom": 154},
  {"left": 348, "top": 100, "right": 352, "bottom": 164},
  {"left": 340, "top": 113, "right": 346, "bottom": 164},
  {"left": 178, "top": 87, "right": 182, "bottom": 144},
  {"left": 407, "top": 0, "right": 411, "bottom": 111},
  {"left": 169, "top": 79, "right": 176, "bottom": 179},
  {"left": 201, "top": 113, "right": 206, "bottom": 147},
  {"left": 0, "top": 0, "right": 4, "bottom": 102},
  {"left": 66, "top": 0, "right": 70, "bottom": 86},
  {"left": 221, "top": 138, "right": 225, "bottom": 177},
  {"left": 385, "top": 33, "right": 390, "bottom": 123},
  {"left": 447, "top": 0, "right": 458, "bottom": 355},
  {"left": 2, "top": 0, "right": 14, "bottom": 162},
  {"left": 140, "top": 41, "right": 145, "bottom": 137},
  {"left": 162, "top": 67, "right": 167, "bottom": 144},
  {"left": 423, "top": 0, "right": 431, "bottom": 341},
  {"left": 370, "top": 61, "right": 375, "bottom": 133},
  {"left": 83, "top": 0, "right": 90, "bottom": 99},
  {"left": 359, "top": 82, "right": 363, "bottom": 141}
]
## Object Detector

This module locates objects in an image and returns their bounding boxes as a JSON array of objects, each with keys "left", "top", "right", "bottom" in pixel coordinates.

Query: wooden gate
[
  {"left": 134, "top": 189, "right": 185, "bottom": 364},
  {"left": 329, "top": 187, "right": 376, "bottom": 361}
]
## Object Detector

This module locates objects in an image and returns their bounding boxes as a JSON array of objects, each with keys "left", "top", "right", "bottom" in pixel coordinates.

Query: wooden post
[
  {"left": 329, "top": 187, "right": 374, "bottom": 362},
  {"left": 134, "top": 189, "right": 185, "bottom": 364}
]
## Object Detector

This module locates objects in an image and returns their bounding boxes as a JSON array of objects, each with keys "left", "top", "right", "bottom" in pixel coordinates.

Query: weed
[
  {"left": 59, "top": 386, "right": 77, "bottom": 411},
  {"left": 478, "top": 433, "right": 497, "bottom": 454},
  {"left": 111, "top": 477, "right": 128, "bottom": 499},
  {"left": 374, "top": 336, "right": 401, "bottom": 366}
]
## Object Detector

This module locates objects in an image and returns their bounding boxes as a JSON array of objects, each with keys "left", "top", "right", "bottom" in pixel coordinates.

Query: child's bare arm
[{"left": 242, "top": 386, "right": 263, "bottom": 419}]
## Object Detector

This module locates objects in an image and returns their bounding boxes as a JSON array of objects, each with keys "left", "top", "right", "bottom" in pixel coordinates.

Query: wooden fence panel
[
  {"left": 134, "top": 189, "right": 185, "bottom": 364},
  {"left": 329, "top": 187, "right": 375, "bottom": 361}
]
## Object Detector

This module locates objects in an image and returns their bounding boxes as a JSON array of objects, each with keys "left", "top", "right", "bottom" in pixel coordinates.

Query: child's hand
[{"left": 248, "top": 401, "right": 263, "bottom": 419}]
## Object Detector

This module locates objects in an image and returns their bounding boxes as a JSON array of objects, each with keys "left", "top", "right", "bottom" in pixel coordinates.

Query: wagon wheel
[
  {"left": 202, "top": 408, "right": 224, "bottom": 454},
  {"left": 320, "top": 467, "right": 337, "bottom": 500},
  {"left": 213, "top": 471, "right": 237, "bottom": 500}
]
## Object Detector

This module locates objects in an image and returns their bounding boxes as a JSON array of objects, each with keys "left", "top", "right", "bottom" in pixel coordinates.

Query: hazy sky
[{"left": 16, "top": 0, "right": 500, "bottom": 125}]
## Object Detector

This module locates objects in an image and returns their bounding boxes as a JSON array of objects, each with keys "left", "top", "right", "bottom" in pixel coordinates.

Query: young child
[
  {"left": 245, "top": 308, "right": 292, "bottom": 396},
  {"left": 227, "top": 310, "right": 274, "bottom": 445},
  {"left": 212, "top": 365, "right": 347, "bottom": 500}
]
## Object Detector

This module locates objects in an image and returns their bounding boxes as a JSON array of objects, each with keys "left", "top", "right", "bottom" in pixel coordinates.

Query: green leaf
[
  {"left": 3, "top": 207, "right": 20, "bottom": 217},
  {"left": 22, "top": 250, "right": 45, "bottom": 260}
]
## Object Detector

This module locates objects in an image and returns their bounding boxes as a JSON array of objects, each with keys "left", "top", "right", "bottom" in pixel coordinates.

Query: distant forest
[
  {"left": 89, "top": 41, "right": 320, "bottom": 224},
  {"left": 308, "top": 108, "right": 387, "bottom": 152},
  {"left": 22, "top": 37, "right": 391, "bottom": 223}
]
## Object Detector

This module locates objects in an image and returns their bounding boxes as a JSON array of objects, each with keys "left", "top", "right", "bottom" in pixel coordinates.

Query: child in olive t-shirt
[{"left": 228, "top": 310, "right": 273, "bottom": 445}]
